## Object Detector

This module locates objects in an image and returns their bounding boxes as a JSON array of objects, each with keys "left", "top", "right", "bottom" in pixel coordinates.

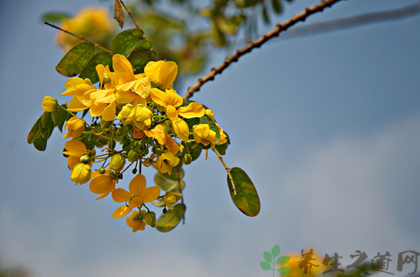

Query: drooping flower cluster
[{"left": 41, "top": 55, "right": 230, "bottom": 233}]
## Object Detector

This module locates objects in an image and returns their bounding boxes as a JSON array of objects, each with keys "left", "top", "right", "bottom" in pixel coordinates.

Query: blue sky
[{"left": 1, "top": 0, "right": 420, "bottom": 276}]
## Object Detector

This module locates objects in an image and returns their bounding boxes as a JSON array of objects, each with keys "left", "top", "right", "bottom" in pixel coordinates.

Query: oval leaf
[
  {"left": 264, "top": 251, "right": 273, "bottom": 263},
  {"left": 39, "top": 112, "right": 55, "bottom": 139},
  {"left": 271, "top": 0, "right": 282, "bottom": 14},
  {"left": 56, "top": 42, "right": 95, "bottom": 77},
  {"left": 79, "top": 51, "right": 112, "bottom": 84},
  {"left": 156, "top": 203, "right": 185, "bottom": 232},
  {"left": 127, "top": 50, "right": 157, "bottom": 74},
  {"left": 27, "top": 116, "right": 42, "bottom": 144},
  {"left": 278, "top": 267, "right": 292, "bottom": 276},
  {"left": 112, "top": 28, "right": 144, "bottom": 56},
  {"left": 272, "top": 244, "right": 281, "bottom": 257},
  {"left": 277, "top": 256, "right": 291, "bottom": 266},
  {"left": 51, "top": 104, "right": 68, "bottom": 132},
  {"left": 260, "top": 262, "right": 272, "bottom": 271},
  {"left": 154, "top": 172, "right": 185, "bottom": 192},
  {"left": 227, "top": 167, "right": 260, "bottom": 217},
  {"left": 190, "top": 145, "right": 202, "bottom": 161}
]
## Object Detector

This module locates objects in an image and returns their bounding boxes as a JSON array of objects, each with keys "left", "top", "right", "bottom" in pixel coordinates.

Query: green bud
[
  {"left": 182, "top": 154, "right": 192, "bottom": 165},
  {"left": 179, "top": 144, "right": 185, "bottom": 155},
  {"left": 108, "top": 171, "right": 115, "bottom": 177},
  {"left": 127, "top": 149, "right": 140, "bottom": 162},
  {"left": 134, "top": 140, "right": 141, "bottom": 148},
  {"left": 80, "top": 155, "right": 90, "bottom": 164},
  {"left": 84, "top": 78, "right": 92, "bottom": 86},
  {"left": 107, "top": 140, "right": 116, "bottom": 150},
  {"left": 110, "top": 154, "right": 125, "bottom": 172},
  {"left": 98, "top": 167, "right": 106, "bottom": 174},
  {"left": 89, "top": 149, "right": 96, "bottom": 157},
  {"left": 132, "top": 168, "right": 137, "bottom": 174},
  {"left": 153, "top": 147, "right": 162, "bottom": 155},
  {"left": 144, "top": 211, "right": 156, "bottom": 227},
  {"left": 103, "top": 73, "right": 111, "bottom": 84},
  {"left": 162, "top": 207, "right": 167, "bottom": 214},
  {"left": 164, "top": 120, "right": 172, "bottom": 135}
]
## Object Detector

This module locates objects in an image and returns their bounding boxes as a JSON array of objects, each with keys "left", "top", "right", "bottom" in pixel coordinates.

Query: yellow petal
[
  {"left": 129, "top": 196, "right": 144, "bottom": 209},
  {"left": 112, "top": 205, "right": 132, "bottom": 219},
  {"left": 67, "top": 96, "right": 88, "bottom": 112},
  {"left": 149, "top": 88, "right": 169, "bottom": 107},
  {"left": 129, "top": 174, "right": 146, "bottom": 197},
  {"left": 89, "top": 175, "right": 115, "bottom": 199},
  {"left": 63, "top": 140, "right": 87, "bottom": 156},
  {"left": 112, "top": 188, "right": 131, "bottom": 203},
  {"left": 164, "top": 134, "right": 180, "bottom": 155},
  {"left": 165, "top": 89, "right": 183, "bottom": 107},
  {"left": 113, "top": 54, "right": 134, "bottom": 79},
  {"left": 67, "top": 155, "right": 81, "bottom": 170},
  {"left": 143, "top": 186, "right": 161, "bottom": 203},
  {"left": 90, "top": 103, "right": 107, "bottom": 117},
  {"left": 178, "top": 102, "right": 205, "bottom": 119},
  {"left": 101, "top": 101, "right": 116, "bottom": 121},
  {"left": 96, "top": 64, "right": 105, "bottom": 88},
  {"left": 166, "top": 105, "right": 178, "bottom": 122},
  {"left": 172, "top": 118, "right": 189, "bottom": 141},
  {"left": 116, "top": 90, "right": 135, "bottom": 104}
]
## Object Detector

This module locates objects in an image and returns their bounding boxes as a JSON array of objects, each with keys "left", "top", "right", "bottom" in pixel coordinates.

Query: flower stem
[{"left": 212, "top": 148, "right": 237, "bottom": 196}]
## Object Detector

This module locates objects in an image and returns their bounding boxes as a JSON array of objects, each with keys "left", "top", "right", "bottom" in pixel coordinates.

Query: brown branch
[
  {"left": 45, "top": 22, "right": 112, "bottom": 54},
  {"left": 183, "top": 0, "right": 343, "bottom": 100},
  {"left": 279, "top": 2, "right": 420, "bottom": 40}
]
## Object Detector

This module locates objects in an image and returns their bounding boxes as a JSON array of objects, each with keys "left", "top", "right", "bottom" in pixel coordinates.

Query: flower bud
[
  {"left": 103, "top": 73, "right": 111, "bottom": 84},
  {"left": 63, "top": 117, "right": 85, "bottom": 139},
  {"left": 164, "top": 120, "right": 172, "bottom": 135},
  {"left": 164, "top": 192, "right": 182, "bottom": 210},
  {"left": 41, "top": 96, "right": 58, "bottom": 112},
  {"left": 84, "top": 78, "right": 92, "bottom": 85},
  {"left": 182, "top": 154, "right": 192, "bottom": 165},
  {"left": 80, "top": 155, "right": 90, "bottom": 164},
  {"left": 144, "top": 211, "right": 156, "bottom": 227},
  {"left": 127, "top": 149, "right": 140, "bottom": 162},
  {"left": 70, "top": 163, "right": 91, "bottom": 185},
  {"left": 98, "top": 167, "right": 106, "bottom": 174},
  {"left": 110, "top": 153, "right": 125, "bottom": 172}
]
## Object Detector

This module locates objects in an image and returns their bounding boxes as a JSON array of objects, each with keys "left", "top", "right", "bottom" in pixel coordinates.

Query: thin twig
[
  {"left": 45, "top": 22, "right": 112, "bottom": 54},
  {"left": 213, "top": 148, "right": 237, "bottom": 196},
  {"left": 118, "top": 0, "right": 142, "bottom": 34},
  {"left": 183, "top": 0, "right": 343, "bottom": 100}
]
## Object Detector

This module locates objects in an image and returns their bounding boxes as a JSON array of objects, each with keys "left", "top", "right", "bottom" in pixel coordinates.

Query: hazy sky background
[{"left": 1, "top": 0, "right": 419, "bottom": 276}]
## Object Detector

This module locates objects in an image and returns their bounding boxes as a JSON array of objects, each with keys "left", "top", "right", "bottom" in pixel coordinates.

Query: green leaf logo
[{"left": 260, "top": 245, "right": 291, "bottom": 276}]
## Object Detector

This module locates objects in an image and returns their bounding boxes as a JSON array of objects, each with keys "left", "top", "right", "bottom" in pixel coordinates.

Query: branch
[
  {"left": 44, "top": 22, "right": 112, "bottom": 54},
  {"left": 279, "top": 2, "right": 420, "bottom": 40},
  {"left": 183, "top": 0, "right": 343, "bottom": 100}
]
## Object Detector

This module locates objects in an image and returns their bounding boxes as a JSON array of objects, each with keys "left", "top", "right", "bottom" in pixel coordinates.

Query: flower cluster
[
  {"left": 55, "top": 7, "right": 116, "bottom": 52},
  {"left": 42, "top": 55, "right": 229, "bottom": 232}
]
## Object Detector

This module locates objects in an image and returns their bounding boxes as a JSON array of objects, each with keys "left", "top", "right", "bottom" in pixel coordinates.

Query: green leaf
[
  {"left": 127, "top": 50, "right": 157, "bottom": 74},
  {"left": 27, "top": 116, "right": 42, "bottom": 144},
  {"left": 112, "top": 28, "right": 145, "bottom": 56},
  {"left": 227, "top": 167, "right": 260, "bottom": 217},
  {"left": 199, "top": 114, "right": 220, "bottom": 143},
  {"left": 56, "top": 42, "right": 95, "bottom": 77},
  {"left": 272, "top": 244, "right": 281, "bottom": 257},
  {"left": 154, "top": 172, "right": 185, "bottom": 192},
  {"left": 260, "top": 262, "right": 272, "bottom": 271},
  {"left": 214, "top": 131, "right": 230, "bottom": 155},
  {"left": 271, "top": 0, "right": 282, "bottom": 14},
  {"left": 264, "top": 252, "right": 273, "bottom": 263},
  {"left": 156, "top": 203, "right": 185, "bottom": 232},
  {"left": 132, "top": 39, "right": 153, "bottom": 51},
  {"left": 51, "top": 104, "right": 68, "bottom": 132},
  {"left": 277, "top": 256, "right": 291, "bottom": 266},
  {"left": 39, "top": 112, "right": 55, "bottom": 139},
  {"left": 278, "top": 267, "right": 292, "bottom": 276},
  {"left": 79, "top": 51, "right": 112, "bottom": 84},
  {"left": 41, "top": 12, "right": 70, "bottom": 23},
  {"left": 262, "top": 5, "right": 270, "bottom": 25},
  {"left": 189, "top": 145, "right": 202, "bottom": 161},
  {"left": 32, "top": 133, "right": 48, "bottom": 151}
]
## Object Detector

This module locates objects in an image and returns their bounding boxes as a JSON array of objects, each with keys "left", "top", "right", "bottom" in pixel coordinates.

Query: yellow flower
[
  {"left": 144, "top": 60, "right": 178, "bottom": 90},
  {"left": 205, "top": 109, "right": 227, "bottom": 145},
  {"left": 117, "top": 104, "right": 153, "bottom": 130},
  {"left": 282, "top": 249, "right": 328, "bottom": 277},
  {"left": 192, "top": 124, "right": 218, "bottom": 146},
  {"left": 113, "top": 54, "right": 151, "bottom": 106},
  {"left": 150, "top": 88, "right": 205, "bottom": 141},
  {"left": 70, "top": 163, "right": 91, "bottom": 185},
  {"left": 41, "top": 96, "right": 58, "bottom": 112},
  {"left": 63, "top": 117, "right": 85, "bottom": 138},
  {"left": 126, "top": 210, "right": 147, "bottom": 233},
  {"left": 111, "top": 174, "right": 161, "bottom": 218},
  {"left": 144, "top": 124, "right": 179, "bottom": 155},
  {"left": 155, "top": 151, "right": 180, "bottom": 174},
  {"left": 164, "top": 192, "right": 183, "bottom": 210},
  {"left": 89, "top": 174, "right": 117, "bottom": 200},
  {"left": 56, "top": 7, "right": 116, "bottom": 52},
  {"left": 62, "top": 77, "right": 96, "bottom": 112},
  {"left": 63, "top": 140, "right": 88, "bottom": 170}
]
